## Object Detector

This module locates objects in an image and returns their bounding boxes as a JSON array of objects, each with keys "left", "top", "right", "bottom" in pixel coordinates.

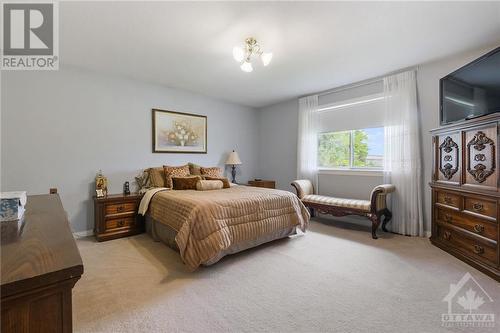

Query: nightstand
[
  {"left": 247, "top": 180, "right": 276, "bottom": 189},
  {"left": 93, "top": 193, "right": 144, "bottom": 242}
]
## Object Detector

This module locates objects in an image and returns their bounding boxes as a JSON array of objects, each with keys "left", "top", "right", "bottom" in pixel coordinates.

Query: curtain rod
[{"left": 300, "top": 65, "right": 420, "bottom": 99}]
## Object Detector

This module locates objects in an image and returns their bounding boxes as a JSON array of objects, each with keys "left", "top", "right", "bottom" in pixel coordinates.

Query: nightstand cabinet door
[{"left": 94, "top": 194, "right": 144, "bottom": 242}]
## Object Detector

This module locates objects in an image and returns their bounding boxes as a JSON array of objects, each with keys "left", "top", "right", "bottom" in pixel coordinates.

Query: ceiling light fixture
[{"left": 232, "top": 37, "right": 272, "bottom": 72}]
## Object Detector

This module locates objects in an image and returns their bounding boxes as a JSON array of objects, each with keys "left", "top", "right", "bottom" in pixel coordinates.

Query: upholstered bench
[{"left": 291, "top": 179, "right": 395, "bottom": 239}]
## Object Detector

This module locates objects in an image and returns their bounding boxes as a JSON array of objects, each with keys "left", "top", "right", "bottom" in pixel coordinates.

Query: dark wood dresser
[
  {"left": 94, "top": 193, "right": 143, "bottom": 242},
  {"left": 248, "top": 180, "right": 276, "bottom": 189},
  {"left": 1, "top": 194, "right": 84, "bottom": 332},
  {"left": 430, "top": 114, "right": 500, "bottom": 281}
]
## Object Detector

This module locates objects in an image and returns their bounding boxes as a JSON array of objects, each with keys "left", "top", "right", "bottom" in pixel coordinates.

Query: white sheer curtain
[
  {"left": 383, "top": 70, "right": 424, "bottom": 237},
  {"left": 297, "top": 95, "right": 319, "bottom": 190}
]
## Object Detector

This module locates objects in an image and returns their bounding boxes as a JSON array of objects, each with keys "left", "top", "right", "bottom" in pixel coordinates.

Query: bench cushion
[{"left": 302, "top": 194, "right": 371, "bottom": 212}]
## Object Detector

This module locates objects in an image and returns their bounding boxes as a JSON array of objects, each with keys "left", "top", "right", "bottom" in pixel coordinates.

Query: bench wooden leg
[
  {"left": 381, "top": 208, "right": 393, "bottom": 232},
  {"left": 370, "top": 214, "right": 381, "bottom": 239}
]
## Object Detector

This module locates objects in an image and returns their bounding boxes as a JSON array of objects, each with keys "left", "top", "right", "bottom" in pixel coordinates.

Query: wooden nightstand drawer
[
  {"left": 105, "top": 202, "right": 137, "bottom": 215},
  {"left": 94, "top": 193, "right": 143, "bottom": 242},
  {"left": 105, "top": 216, "right": 136, "bottom": 230}
]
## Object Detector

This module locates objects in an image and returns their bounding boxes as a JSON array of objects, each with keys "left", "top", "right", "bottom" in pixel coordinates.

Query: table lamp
[{"left": 225, "top": 150, "right": 242, "bottom": 183}]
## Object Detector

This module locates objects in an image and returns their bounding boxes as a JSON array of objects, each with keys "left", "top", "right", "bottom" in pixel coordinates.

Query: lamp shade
[{"left": 225, "top": 150, "right": 242, "bottom": 165}]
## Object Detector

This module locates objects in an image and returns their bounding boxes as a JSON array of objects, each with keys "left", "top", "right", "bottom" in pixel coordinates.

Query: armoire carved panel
[
  {"left": 436, "top": 132, "right": 461, "bottom": 184},
  {"left": 464, "top": 125, "right": 498, "bottom": 190}
]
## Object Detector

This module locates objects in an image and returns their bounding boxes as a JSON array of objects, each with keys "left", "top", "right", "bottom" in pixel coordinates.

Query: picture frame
[{"left": 152, "top": 109, "right": 207, "bottom": 153}]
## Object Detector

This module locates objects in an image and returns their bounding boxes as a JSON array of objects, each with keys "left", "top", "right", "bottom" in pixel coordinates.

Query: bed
[{"left": 140, "top": 185, "right": 309, "bottom": 270}]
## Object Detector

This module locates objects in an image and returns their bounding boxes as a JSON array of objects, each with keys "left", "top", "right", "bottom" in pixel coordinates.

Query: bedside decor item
[
  {"left": 94, "top": 193, "right": 144, "bottom": 241},
  {"left": 123, "top": 181, "right": 130, "bottom": 195},
  {"left": 152, "top": 109, "right": 207, "bottom": 153},
  {"left": 225, "top": 150, "right": 242, "bottom": 183},
  {"left": 232, "top": 37, "right": 273, "bottom": 72},
  {"left": 1, "top": 191, "right": 27, "bottom": 222},
  {"left": 95, "top": 170, "right": 108, "bottom": 198}
]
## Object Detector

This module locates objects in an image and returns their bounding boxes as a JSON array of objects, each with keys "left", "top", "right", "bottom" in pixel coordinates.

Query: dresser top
[{"left": 1, "top": 194, "right": 83, "bottom": 297}]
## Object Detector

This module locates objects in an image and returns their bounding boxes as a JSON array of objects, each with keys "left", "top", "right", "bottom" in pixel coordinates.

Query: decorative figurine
[
  {"left": 95, "top": 170, "right": 108, "bottom": 198},
  {"left": 123, "top": 181, "right": 130, "bottom": 195}
]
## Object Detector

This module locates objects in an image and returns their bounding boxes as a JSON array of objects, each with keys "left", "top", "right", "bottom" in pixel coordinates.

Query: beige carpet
[{"left": 74, "top": 219, "right": 500, "bottom": 332}]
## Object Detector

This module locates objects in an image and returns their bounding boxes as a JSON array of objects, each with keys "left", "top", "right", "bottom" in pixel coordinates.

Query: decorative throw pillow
[
  {"left": 163, "top": 165, "right": 190, "bottom": 188},
  {"left": 200, "top": 167, "right": 222, "bottom": 178},
  {"left": 148, "top": 167, "right": 166, "bottom": 187},
  {"left": 203, "top": 176, "right": 231, "bottom": 189},
  {"left": 188, "top": 162, "right": 202, "bottom": 175},
  {"left": 172, "top": 176, "right": 202, "bottom": 190},
  {"left": 196, "top": 180, "right": 224, "bottom": 191}
]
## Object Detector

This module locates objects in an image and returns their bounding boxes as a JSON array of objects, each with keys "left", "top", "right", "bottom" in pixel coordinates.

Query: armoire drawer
[
  {"left": 436, "top": 208, "right": 498, "bottom": 241},
  {"left": 436, "top": 191, "right": 461, "bottom": 209},
  {"left": 437, "top": 224, "right": 498, "bottom": 266},
  {"left": 463, "top": 196, "right": 497, "bottom": 221}
]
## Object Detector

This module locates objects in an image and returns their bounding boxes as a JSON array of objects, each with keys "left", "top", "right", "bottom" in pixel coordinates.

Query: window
[{"left": 318, "top": 127, "right": 384, "bottom": 169}]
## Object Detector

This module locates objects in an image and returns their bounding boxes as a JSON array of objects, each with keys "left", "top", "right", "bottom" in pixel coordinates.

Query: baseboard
[{"left": 73, "top": 229, "right": 94, "bottom": 238}]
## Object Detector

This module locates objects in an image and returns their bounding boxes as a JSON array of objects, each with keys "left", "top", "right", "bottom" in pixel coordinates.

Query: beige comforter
[{"left": 148, "top": 186, "right": 310, "bottom": 270}]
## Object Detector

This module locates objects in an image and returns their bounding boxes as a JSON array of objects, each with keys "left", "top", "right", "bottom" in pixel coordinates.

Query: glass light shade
[
  {"left": 240, "top": 61, "right": 253, "bottom": 72},
  {"left": 261, "top": 52, "right": 273, "bottom": 66},
  {"left": 232, "top": 46, "right": 244, "bottom": 63}
]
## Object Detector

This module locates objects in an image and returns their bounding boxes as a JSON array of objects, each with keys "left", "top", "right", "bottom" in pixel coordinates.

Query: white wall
[
  {"left": 257, "top": 43, "right": 499, "bottom": 233},
  {"left": 1, "top": 66, "right": 259, "bottom": 232},
  {"left": 417, "top": 44, "right": 498, "bottom": 232}
]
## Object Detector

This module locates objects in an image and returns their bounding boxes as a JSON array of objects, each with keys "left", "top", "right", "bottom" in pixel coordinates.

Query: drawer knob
[
  {"left": 443, "top": 231, "right": 451, "bottom": 240},
  {"left": 444, "top": 214, "right": 453, "bottom": 223},
  {"left": 118, "top": 220, "right": 124, "bottom": 227},
  {"left": 444, "top": 196, "right": 452, "bottom": 204},
  {"left": 472, "top": 203, "right": 484, "bottom": 212},
  {"left": 473, "top": 224, "right": 484, "bottom": 234},
  {"left": 473, "top": 245, "right": 484, "bottom": 255},
  {"left": 117, "top": 206, "right": 124, "bottom": 212}
]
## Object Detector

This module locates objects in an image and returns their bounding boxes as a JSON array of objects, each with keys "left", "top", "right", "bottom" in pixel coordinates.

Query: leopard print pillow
[
  {"left": 200, "top": 167, "right": 222, "bottom": 178},
  {"left": 163, "top": 165, "right": 190, "bottom": 188}
]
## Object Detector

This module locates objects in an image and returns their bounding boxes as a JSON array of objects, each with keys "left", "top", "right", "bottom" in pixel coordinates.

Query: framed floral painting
[{"left": 152, "top": 109, "right": 207, "bottom": 153}]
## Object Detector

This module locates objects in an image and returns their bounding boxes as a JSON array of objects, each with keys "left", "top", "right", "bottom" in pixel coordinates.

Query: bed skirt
[{"left": 145, "top": 215, "right": 297, "bottom": 266}]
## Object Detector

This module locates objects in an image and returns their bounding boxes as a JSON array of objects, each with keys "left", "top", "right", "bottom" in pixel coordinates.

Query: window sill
[{"left": 318, "top": 169, "right": 384, "bottom": 177}]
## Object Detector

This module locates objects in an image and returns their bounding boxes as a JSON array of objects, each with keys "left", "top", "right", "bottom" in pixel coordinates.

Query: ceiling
[{"left": 60, "top": 1, "right": 500, "bottom": 108}]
